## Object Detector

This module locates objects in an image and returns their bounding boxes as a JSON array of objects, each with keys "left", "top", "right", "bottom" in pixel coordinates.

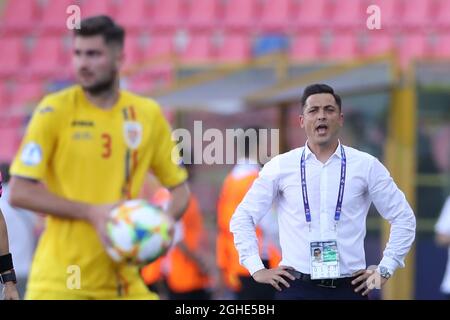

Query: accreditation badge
[{"left": 309, "top": 240, "right": 340, "bottom": 279}]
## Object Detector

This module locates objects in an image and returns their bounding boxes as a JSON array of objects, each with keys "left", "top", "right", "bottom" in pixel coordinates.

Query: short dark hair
[
  {"left": 74, "top": 15, "right": 125, "bottom": 48},
  {"left": 300, "top": 84, "right": 342, "bottom": 112},
  {"left": 0, "top": 163, "right": 10, "bottom": 184}
]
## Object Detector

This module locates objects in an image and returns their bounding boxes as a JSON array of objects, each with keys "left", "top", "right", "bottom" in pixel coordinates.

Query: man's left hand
[
  {"left": 351, "top": 269, "right": 389, "bottom": 296},
  {"left": 2, "top": 282, "right": 19, "bottom": 300}
]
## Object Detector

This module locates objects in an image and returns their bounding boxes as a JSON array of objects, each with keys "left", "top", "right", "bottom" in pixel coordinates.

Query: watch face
[{"left": 380, "top": 266, "right": 387, "bottom": 274}]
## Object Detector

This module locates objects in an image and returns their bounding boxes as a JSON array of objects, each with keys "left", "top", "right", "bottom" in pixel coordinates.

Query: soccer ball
[{"left": 105, "top": 199, "right": 174, "bottom": 265}]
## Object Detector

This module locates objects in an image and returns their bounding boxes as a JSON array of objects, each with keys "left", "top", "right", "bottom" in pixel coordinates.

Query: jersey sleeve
[
  {"left": 10, "top": 96, "right": 62, "bottom": 181},
  {"left": 149, "top": 105, "right": 187, "bottom": 188}
]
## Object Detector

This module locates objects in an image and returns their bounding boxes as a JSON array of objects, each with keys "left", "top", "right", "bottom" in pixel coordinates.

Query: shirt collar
[{"left": 303, "top": 140, "right": 343, "bottom": 160}]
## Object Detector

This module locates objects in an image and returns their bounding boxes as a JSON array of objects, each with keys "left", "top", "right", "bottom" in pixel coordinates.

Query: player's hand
[
  {"left": 86, "top": 203, "right": 118, "bottom": 247},
  {"left": 252, "top": 266, "right": 296, "bottom": 291},
  {"left": 2, "top": 282, "right": 20, "bottom": 300},
  {"left": 352, "top": 269, "right": 389, "bottom": 296}
]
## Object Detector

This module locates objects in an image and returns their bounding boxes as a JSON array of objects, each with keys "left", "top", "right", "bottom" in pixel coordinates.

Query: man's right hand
[{"left": 252, "top": 266, "right": 296, "bottom": 291}]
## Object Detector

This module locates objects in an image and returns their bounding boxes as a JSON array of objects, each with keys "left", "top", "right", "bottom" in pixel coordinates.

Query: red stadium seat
[
  {"left": 367, "top": 0, "right": 401, "bottom": 29},
  {"left": 123, "top": 35, "right": 144, "bottom": 71},
  {"left": 10, "top": 81, "right": 45, "bottom": 109},
  {"left": 0, "top": 126, "right": 20, "bottom": 162},
  {"left": 0, "top": 84, "right": 11, "bottom": 113},
  {"left": 186, "top": 0, "right": 219, "bottom": 31},
  {"left": 40, "top": 0, "right": 77, "bottom": 35},
  {"left": 398, "top": 34, "right": 428, "bottom": 67},
  {"left": 324, "top": 33, "right": 358, "bottom": 61},
  {"left": 1, "top": 0, "right": 38, "bottom": 34},
  {"left": 400, "top": 0, "right": 433, "bottom": 28},
  {"left": 222, "top": 0, "right": 257, "bottom": 31},
  {"left": 259, "top": 0, "right": 291, "bottom": 32},
  {"left": 292, "top": 0, "right": 330, "bottom": 29},
  {"left": 150, "top": 0, "right": 185, "bottom": 30},
  {"left": 433, "top": 33, "right": 450, "bottom": 59},
  {"left": 330, "top": 0, "right": 365, "bottom": 29},
  {"left": 28, "top": 37, "right": 66, "bottom": 78},
  {"left": 289, "top": 34, "right": 321, "bottom": 62},
  {"left": 434, "top": 0, "right": 450, "bottom": 28},
  {"left": 216, "top": 34, "right": 250, "bottom": 63},
  {"left": 180, "top": 34, "right": 213, "bottom": 64},
  {"left": 115, "top": 0, "right": 151, "bottom": 31},
  {"left": 0, "top": 37, "right": 24, "bottom": 78},
  {"left": 143, "top": 35, "right": 174, "bottom": 61},
  {"left": 360, "top": 32, "right": 393, "bottom": 57},
  {"left": 79, "top": 0, "right": 115, "bottom": 18}
]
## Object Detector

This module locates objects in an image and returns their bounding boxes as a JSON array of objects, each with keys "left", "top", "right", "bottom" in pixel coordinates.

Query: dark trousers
[
  {"left": 238, "top": 275, "right": 276, "bottom": 300},
  {"left": 168, "top": 288, "right": 211, "bottom": 300},
  {"left": 237, "top": 259, "right": 276, "bottom": 300},
  {"left": 275, "top": 278, "right": 368, "bottom": 300}
]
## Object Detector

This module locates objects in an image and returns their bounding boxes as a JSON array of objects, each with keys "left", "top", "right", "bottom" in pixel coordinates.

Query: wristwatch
[
  {"left": 378, "top": 266, "right": 391, "bottom": 280},
  {"left": 0, "top": 269, "right": 17, "bottom": 284}
]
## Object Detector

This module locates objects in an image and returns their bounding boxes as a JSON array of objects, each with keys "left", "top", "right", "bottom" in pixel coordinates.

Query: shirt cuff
[
  {"left": 243, "top": 254, "right": 265, "bottom": 276},
  {"left": 379, "top": 256, "right": 400, "bottom": 275}
]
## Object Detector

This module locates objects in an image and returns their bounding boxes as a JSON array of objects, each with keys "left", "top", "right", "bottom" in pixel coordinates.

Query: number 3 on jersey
[{"left": 101, "top": 133, "right": 112, "bottom": 158}]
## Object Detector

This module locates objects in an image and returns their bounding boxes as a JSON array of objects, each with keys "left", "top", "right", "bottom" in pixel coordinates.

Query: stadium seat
[
  {"left": 123, "top": 35, "right": 144, "bottom": 71},
  {"left": 10, "top": 81, "right": 45, "bottom": 109},
  {"left": 253, "top": 34, "right": 289, "bottom": 57},
  {"left": 0, "top": 83, "right": 11, "bottom": 113},
  {"left": 28, "top": 37, "right": 66, "bottom": 78},
  {"left": 180, "top": 34, "right": 214, "bottom": 64},
  {"left": 143, "top": 35, "right": 174, "bottom": 61},
  {"left": 186, "top": 0, "right": 219, "bottom": 31},
  {"left": 259, "top": 0, "right": 291, "bottom": 32},
  {"left": 292, "top": 0, "right": 329, "bottom": 29},
  {"left": 79, "top": 0, "right": 115, "bottom": 18},
  {"left": 367, "top": 0, "right": 401, "bottom": 29},
  {"left": 324, "top": 33, "right": 358, "bottom": 61},
  {"left": 0, "top": 37, "right": 24, "bottom": 78},
  {"left": 222, "top": 0, "right": 257, "bottom": 31},
  {"left": 432, "top": 33, "right": 450, "bottom": 59},
  {"left": 216, "top": 34, "right": 250, "bottom": 63},
  {"left": 289, "top": 34, "right": 321, "bottom": 62},
  {"left": 330, "top": 0, "right": 365, "bottom": 29},
  {"left": 1, "top": 0, "right": 38, "bottom": 34},
  {"left": 360, "top": 32, "right": 393, "bottom": 57},
  {"left": 400, "top": 0, "right": 433, "bottom": 29},
  {"left": 434, "top": 0, "right": 450, "bottom": 28},
  {"left": 399, "top": 34, "right": 428, "bottom": 67},
  {"left": 0, "top": 126, "right": 20, "bottom": 162},
  {"left": 150, "top": 0, "right": 186, "bottom": 31},
  {"left": 40, "top": 0, "right": 77, "bottom": 35},
  {"left": 115, "top": 0, "right": 151, "bottom": 31}
]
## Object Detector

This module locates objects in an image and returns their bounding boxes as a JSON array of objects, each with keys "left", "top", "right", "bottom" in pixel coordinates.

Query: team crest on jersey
[{"left": 123, "top": 121, "right": 142, "bottom": 149}]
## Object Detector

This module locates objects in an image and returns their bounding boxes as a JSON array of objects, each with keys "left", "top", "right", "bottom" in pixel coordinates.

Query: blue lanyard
[{"left": 300, "top": 145, "right": 346, "bottom": 227}]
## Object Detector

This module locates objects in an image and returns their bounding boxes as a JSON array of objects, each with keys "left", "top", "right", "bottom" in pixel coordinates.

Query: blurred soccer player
[
  {"left": 0, "top": 172, "right": 19, "bottom": 300},
  {"left": 217, "top": 127, "right": 280, "bottom": 299},
  {"left": 8, "top": 16, "right": 189, "bottom": 300}
]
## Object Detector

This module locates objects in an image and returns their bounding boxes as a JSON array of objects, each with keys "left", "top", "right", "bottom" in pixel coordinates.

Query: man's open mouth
[{"left": 316, "top": 124, "right": 328, "bottom": 134}]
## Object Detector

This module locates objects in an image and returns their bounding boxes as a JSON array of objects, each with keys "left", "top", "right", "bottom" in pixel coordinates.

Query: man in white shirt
[
  {"left": 435, "top": 196, "right": 450, "bottom": 299},
  {"left": 230, "top": 84, "right": 416, "bottom": 300}
]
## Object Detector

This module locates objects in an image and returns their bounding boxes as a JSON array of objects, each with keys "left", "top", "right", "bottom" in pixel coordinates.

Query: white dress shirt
[
  {"left": 230, "top": 142, "right": 416, "bottom": 277},
  {"left": 435, "top": 196, "right": 450, "bottom": 294}
]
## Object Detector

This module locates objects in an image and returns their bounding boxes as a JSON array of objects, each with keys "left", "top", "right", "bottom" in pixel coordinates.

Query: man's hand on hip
[{"left": 252, "top": 266, "right": 296, "bottom": 291}]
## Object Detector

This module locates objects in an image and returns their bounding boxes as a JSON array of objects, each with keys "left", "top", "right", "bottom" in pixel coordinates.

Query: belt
[{"left": 287, "top": 270, "right": 354, "bottom": 289}]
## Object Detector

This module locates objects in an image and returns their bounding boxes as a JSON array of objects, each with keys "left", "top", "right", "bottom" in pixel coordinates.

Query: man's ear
[{"left": 299, "top": 114, "right": 305, "bottom": 128}]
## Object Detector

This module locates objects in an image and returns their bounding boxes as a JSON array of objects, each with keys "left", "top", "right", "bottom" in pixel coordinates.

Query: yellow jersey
[{"left": 10, "top": 85, "right": 187, "bottom": 299}]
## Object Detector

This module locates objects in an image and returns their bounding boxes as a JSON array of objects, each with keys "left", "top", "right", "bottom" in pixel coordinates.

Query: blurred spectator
[
  {"left": 0, "top": 163, "right": 40, "bottom": 299},
  {"left": 435, "top": 195, "right": 450, "bottom": 300}
]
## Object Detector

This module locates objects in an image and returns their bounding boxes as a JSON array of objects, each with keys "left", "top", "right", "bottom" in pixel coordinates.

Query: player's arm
[
  {"left": 9, "top": 177, "right": 92, "bottom": 221},
  {"left": 435, "top": 233, "right": 450, "bottom": 246},
  {"left": 166, "top": 182, "right": 190, "bottom": 221},
  {"left": 0, "top": 209, "right": 19, "bottom": 300},
  {"left": 9, "top": 177, "right": 114, "bottom": 246}
]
